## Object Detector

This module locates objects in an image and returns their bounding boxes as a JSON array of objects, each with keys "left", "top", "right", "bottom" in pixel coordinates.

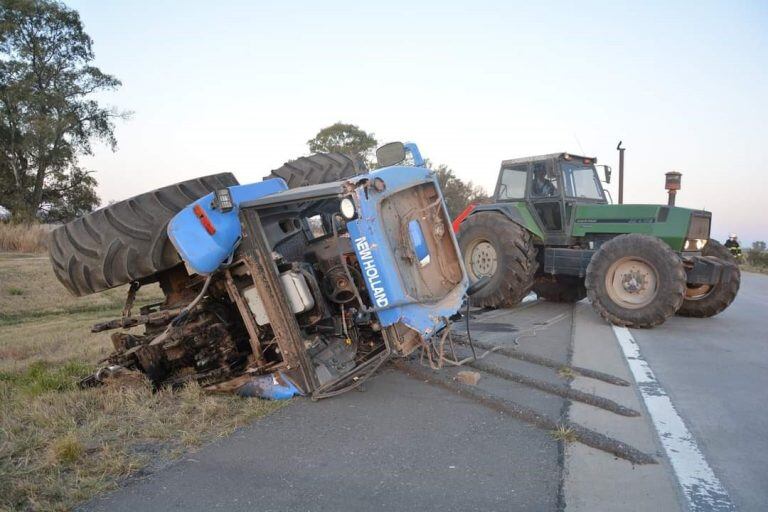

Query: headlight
[
  {"left": 684, "top": 238, "right": 708, "bottom": 251},
  {"left": 340, "top": 197, "right": 357, "bottom": 220}
]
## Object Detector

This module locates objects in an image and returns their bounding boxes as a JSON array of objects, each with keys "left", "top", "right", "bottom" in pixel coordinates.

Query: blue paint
[
  {"left": 403, "top": 142, "right": 425, "bottom": 167},
  {"left": 167, "top": 142, "right": 468, "bottom": 348},
  {"left": 236, "top": 372, "right": 302, "bottom": 400},
  {"left": 346, "top": 164, "right": 469, "bottom": 339},
  {"left": 408, "top": 219, "right": 430, "bottom": 266},
  {"left": 167, "top": 179, "right": 287, "bottom": 275}
]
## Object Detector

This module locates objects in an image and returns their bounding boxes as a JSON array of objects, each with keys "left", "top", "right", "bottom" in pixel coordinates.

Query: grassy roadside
[
  {"left": 742, "top": 264, "right": 768, "bottom": 276},
  {"left": 0, "top": 253, "right": 284, "bottom": 511}
]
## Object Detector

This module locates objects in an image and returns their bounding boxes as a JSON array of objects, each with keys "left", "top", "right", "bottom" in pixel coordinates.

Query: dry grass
[
  {"left": 0, "top": 254, "right": 285, "bottom": 511},
  {"left": 550, "top": 425, "right": 577, "bottom": 444},
  {"left": 557, "top": 366, "right": 576, "bottom": 380},
  {"left": 0, "top": 223, "right": 51, "bottom": 253}
]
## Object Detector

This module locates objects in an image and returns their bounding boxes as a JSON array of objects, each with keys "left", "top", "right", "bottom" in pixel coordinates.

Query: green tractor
[{"left": 454, "top": 153, "right": 740, "bottom": 328}]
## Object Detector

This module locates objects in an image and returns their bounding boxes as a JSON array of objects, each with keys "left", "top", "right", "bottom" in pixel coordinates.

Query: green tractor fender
[{"left": 456, "top": 203, "right": 544, "bottom": 241}]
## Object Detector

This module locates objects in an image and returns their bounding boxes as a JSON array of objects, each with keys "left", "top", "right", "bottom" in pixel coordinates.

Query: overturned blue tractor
[{"left": 49, "top": 143, "right": 468, "bottom": 399}]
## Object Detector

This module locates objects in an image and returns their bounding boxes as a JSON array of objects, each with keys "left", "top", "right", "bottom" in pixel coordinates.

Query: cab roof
[{"left": 501, "top": 152, "right": 598, "bottom": 167}]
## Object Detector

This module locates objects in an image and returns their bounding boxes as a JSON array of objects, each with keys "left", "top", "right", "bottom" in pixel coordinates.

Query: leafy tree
[
  {"left": 752, "top": 241, "right": 766, "bottom": 252},
  {"left": 0, "top": 0, "right": 125, "bottom": 221},
  {"left": 307, "top": 122, "right": 377, "bottom": 167},
  {"left": 430, "top": 162, "right": 488, "bottom": 218}
]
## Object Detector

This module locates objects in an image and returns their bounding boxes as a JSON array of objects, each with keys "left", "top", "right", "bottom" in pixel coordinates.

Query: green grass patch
[
  {"left": 7, "top": 286, "right": 24, "bottom": 296},
  {"left": 0, "top": 302, "right": 125, "bottom": 327},
  {"left": 0, "top": 360, "right": 92, "bottom": 396}
]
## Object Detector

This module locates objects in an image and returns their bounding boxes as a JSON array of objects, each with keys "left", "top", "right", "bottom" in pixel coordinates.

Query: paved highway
[
  {"left": 80, "top": 272, "right": 768, "bottom": 512},
  {"left": 629, "top": 272, "right": 768, "bottom": 512}
]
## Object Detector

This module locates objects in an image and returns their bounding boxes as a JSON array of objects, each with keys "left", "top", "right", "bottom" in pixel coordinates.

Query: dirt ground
[{"left": 0, "top": 253, "right": 283, "bottom": 512}]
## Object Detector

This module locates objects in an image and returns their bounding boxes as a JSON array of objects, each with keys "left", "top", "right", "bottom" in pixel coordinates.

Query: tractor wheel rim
[
  {"left": 605, "top": 257, "right": 658, "bottom": 309},
  {"left": 466, "top": 240, "right": 498, "bottom": 280},
  {"left": 685, "top": 283, "right": 712, "bottom": 300}
]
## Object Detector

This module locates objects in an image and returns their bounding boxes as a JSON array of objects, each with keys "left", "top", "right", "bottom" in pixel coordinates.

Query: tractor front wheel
[
  {"left": 458, "top": 212, "right": 538, "bottom": 308},
  {"left": 585, "top": 234, "right": 686, "bottom": 328},
  {"left": 676, "top": 240, "right": 740, "bottom": 318}
]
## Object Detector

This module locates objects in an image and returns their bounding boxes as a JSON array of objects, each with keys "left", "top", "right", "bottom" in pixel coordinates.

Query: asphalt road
[
  {"left": 80, "top": 272, "right": 768, "bottom": 512},
  {"left": 630, "top": 271, "right": 768, "bottom": 512}
]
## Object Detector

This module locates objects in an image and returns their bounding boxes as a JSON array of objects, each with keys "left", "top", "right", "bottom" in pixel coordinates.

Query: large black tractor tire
[
  {"left": 458, "top": 212, "right": 538, "bottom": 308},
  {"left": 676, "top": 240, "right": 741, "bottom": 318},
  {"left": 266, "top": 153, "right": 364, "bottom": 189},
  {"left": 49, "top": 173, "right": 239, "bottom": 297},
  {"left": 534, "top": 275, "right": 587, "bottom": 303},
  {"left": 585, "top": 234, "right": 686, "bottom": 328}
]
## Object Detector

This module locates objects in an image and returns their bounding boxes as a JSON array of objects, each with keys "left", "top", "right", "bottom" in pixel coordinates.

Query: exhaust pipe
[{"left": 616, "top": 141, "right": 625, "bottom": 204}]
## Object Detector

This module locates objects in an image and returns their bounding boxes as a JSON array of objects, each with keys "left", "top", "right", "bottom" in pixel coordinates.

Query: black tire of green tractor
[
  {"left": 676, "top": 239, "right": 741, "bottom": 318},
  {"left": 49, "top": 173, "right": 239, "bottom": 297},
  {"left": 585, "top": 234, "right": 686, "bottom": 328},
  {"left": 533, "top": 275, "right": 587, "bottom": 303},
  {"left": 266, "top": 153, "right": 365, "bottom": 188},
  {"left": 458, "top": 212, "right": 538, "bottom": 308}
]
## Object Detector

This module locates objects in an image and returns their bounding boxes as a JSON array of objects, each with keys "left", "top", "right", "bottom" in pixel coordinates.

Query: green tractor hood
[{"left": 571, "top": 204, "right": 712, "bottom": 252}]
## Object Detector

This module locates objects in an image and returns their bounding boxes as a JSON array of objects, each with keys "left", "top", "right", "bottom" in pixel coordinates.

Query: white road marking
[{"left": 612, "top": 326, "right": 736, "bottom": 512}]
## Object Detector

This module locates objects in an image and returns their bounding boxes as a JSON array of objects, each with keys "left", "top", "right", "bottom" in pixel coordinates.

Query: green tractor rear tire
[
  {"left": 676, "top": 240, "right": 740, "bottom": 318},
  {"left": 585, "top": 234, "right": 686, "bottom": 328},
  {"left": 458, "top": 212, "right": 538, "bottom": 308},
  {"left": 533, "top": 275, "right": 587, "bottom": 303}
]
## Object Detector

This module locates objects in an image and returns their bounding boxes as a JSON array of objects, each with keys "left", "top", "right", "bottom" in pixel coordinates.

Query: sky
[{"left": 67, "top": 0, "right": 768, "bottom": 244}]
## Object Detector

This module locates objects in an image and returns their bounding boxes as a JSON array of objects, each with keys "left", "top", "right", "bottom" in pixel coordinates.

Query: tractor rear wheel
[
  {"left": 676, "top": 240, "right": 740, "bottom": 318},
  {"left": 585, "top": 234, "right": 686, "bottom": 328},
  {"left": 458, "top": 212, "right": 538, "bottom": 308},
  {"left": 266, "top": 153, "right": 364, "bottom": 188},
  {"left": 534, "top": 275, "right": 587, "bottom": 303},
  {"left": 49, "top": 173, "right": 239, "bottom": 297}
]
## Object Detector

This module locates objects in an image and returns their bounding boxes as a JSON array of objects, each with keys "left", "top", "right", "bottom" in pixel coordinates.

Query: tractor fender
[{"left": 455, "top": 203, "right": 544, "bottom": 241}]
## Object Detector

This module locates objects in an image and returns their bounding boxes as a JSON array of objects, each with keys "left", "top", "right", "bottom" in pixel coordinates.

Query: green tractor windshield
[{"left": 561, "top": 161, "right": 606, "bottom": 201}]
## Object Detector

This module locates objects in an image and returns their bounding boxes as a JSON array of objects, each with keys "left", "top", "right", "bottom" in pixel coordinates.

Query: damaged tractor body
[{"left": 63, "top": 143, "right": 467, "bottom": 399}]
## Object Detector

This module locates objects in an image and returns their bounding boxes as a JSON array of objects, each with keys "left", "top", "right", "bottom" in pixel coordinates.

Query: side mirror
[
  {"left": 376, "top": 142, "right": 406, "bottom": 168},
  {"left": 597, "top": 164, "right": 612, "bottom": 183}
]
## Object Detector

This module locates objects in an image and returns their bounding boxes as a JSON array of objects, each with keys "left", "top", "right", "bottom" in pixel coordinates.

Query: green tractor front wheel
[{"left": 585, "top": 234, "right": 686, "bottom": 328}]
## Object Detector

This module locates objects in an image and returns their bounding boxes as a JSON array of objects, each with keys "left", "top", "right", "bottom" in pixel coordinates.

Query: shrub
[{"left": 746, "top": 249, "right": 768, "bottom": 269}]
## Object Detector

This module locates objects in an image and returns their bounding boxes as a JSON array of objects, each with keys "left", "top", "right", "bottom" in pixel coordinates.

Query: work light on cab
[{"left": 340, "top": 197, "right": 357, "bottom": 220}]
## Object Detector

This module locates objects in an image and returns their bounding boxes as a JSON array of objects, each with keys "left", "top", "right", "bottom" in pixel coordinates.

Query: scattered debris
[{"left": 457, "top": 370, "right": 481, "bottom": 386}]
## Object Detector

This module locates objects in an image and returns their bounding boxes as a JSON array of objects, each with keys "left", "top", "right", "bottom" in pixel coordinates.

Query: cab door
[{"left": 527, "top": 160, "right": 565, "bottom": 240}]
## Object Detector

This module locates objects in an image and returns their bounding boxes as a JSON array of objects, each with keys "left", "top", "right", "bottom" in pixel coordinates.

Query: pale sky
[{"left": 68, "top": 0, "right": 767, "bottom": 244}]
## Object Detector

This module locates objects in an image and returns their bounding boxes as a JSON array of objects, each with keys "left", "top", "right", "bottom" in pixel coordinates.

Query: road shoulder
[{"left": 563, "top": 303, "right": 682, "bottom": 512}]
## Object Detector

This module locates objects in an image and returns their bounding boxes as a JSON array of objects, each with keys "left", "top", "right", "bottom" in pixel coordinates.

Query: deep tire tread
[
  {"left": 458, "top": 212, "right": 538, "bottom": 308},
  {"left": 585, "top": 234, "right": 686, "bottom": 328},
  {"left": 49, "top": 172, "right": 238, "bottom": 296},
  {"left": 676, "top": 240, "right": 741, "bottom": 318},
  {"left": 266, "top": 152, "right": 364, "bottom": 189}
]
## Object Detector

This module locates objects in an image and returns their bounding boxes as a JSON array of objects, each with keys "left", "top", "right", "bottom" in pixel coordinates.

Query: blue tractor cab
[{"left": 161, "top": 142, "right": 468, "bottom": 398}]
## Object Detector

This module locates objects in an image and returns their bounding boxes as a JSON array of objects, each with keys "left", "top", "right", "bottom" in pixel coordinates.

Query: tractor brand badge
[{"left": 354, "top": 236, "right": 389, "bottom": 308}]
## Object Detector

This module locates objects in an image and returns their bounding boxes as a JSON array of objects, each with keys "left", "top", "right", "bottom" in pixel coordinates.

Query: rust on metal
[
  {"left": 240, "top": 208, "right": 317, "bottom": 394},
  {"left": 223, "top": 267, "right": 265, "bottom": 364}
]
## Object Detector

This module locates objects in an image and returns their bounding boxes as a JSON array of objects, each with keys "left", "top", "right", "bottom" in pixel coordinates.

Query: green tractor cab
[{"left": 455, "top": 152, "right": 740, "bottom": 328}]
